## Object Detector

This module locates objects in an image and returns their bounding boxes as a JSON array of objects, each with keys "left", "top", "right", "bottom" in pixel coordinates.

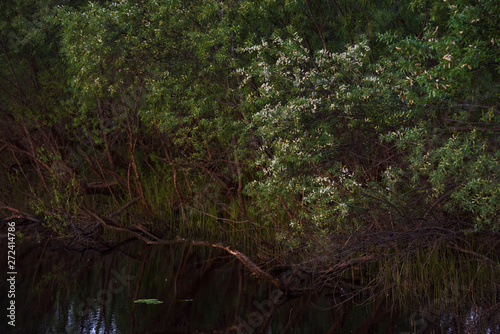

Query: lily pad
[{"left": 134, "top": 299, "right": 163, "bottom": 304}]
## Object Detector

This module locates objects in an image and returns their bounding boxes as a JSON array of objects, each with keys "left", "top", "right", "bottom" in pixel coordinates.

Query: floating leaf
[{"left": 134, "top": 299, "right": 163, "bottom": 304}]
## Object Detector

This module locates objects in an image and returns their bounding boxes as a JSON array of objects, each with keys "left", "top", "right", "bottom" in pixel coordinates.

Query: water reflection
[{"left": 1, "top": 239, "right": 499, "bottom": 333}]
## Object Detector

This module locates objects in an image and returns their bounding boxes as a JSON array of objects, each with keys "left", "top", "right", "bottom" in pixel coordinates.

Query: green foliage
[
  {"left": 29, "top": 146, "right": 83, "bottom": 233},
  {"left": 379, "top": 0, "right": 500, "bottom": 228},
  {"left": 240, "top": 34, "right": 374, "bottom": 231},
  {"left": 2, "top": 0, "right": 499, "bottom": 239},
  {"left": 134, "top": 299, "right": 163, "bottom": 304},
  {"left": 240, "top": 0, "right": 499, "bottom": 232}
]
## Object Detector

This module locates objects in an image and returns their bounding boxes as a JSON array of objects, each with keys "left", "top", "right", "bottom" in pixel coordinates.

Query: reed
[{"left": 374, "top": 241, "right": 500, "bottom": 316}]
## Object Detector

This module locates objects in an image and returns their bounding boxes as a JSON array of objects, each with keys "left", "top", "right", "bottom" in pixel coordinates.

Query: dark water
[{"left": 1, "top": 238, "right": 499, "bottom": 333}]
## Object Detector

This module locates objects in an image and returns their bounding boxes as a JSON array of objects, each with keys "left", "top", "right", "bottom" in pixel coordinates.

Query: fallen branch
[
  {"left": 0, "top": 205, "right": 43, "bottom": 224},
  {"left": 84, "top": 210, "right": 279, "bottom": 285}
]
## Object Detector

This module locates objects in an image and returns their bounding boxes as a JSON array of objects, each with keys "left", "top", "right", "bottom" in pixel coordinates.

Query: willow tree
[
  {"left": 378, "top": 0, "right": 500, "bottom": 230},
  {"left": 238, "top": 0, "right": 499, "bottom": 242},
  {"left": 53, "top": 0, "right": 410, "bottom": 233}
]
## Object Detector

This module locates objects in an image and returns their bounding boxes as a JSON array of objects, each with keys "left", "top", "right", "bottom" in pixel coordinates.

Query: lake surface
[{"left": 1, "top": 237, "right": 499, "bottom": 333}]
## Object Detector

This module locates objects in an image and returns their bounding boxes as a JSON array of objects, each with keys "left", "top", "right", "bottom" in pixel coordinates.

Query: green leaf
[{"left": 134, "top": 299, "right": 163, "bottom": 304}]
